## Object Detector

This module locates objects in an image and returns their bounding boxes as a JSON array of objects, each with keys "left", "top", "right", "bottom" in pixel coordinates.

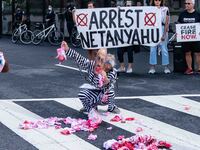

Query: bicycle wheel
[
  {"left": 32, "top": 30, "right": 43, "bottom": 45},
  {"left": 48, "top": 31, "right": 64, "bottom": 46},
  {"left": 11, "top": 29, "right": 20, "bottom": 43},
  {"left": 20, "top": 30, "right": 33, "bottom": 45},
  {"left": 70, "top": 28, "right": 81, "bottom": 48}
]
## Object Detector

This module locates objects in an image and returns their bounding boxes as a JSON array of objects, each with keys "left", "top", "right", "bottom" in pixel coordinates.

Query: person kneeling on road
[{"left": 61, "top": 41, "right": 120, "bottom": 114}]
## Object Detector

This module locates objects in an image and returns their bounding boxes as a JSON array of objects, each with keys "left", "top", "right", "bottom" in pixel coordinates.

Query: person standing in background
[
  {"left": 148, "top": 0, "right": 171, "bottom": 74},
  {"left": 111, "top": 0, "right": 117, "bottom": 7},
  {"left": 178, "top": 0, "right": 200, "bottom": 74},
  {"left": 14, "top": 6, "right": 25, "bottom": 29},
  {"left": 136, "top": 1, "right": 143, "bottom": 6},
  {"left": 65, "top": 2, "right": 76, "bottom": 42},
  {"left": 117, "top": 0, "right": 141, "bottom": 73},
  {"left": 46, "top": 5, "right": 55, "bottom": 28},
  {"left": 87, "top": 1, "right": 98, "bottom": 60}
]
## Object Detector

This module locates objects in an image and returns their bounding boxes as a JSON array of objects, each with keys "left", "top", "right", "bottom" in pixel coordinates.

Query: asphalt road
[{"left": 0, "top": 37, "right": 200, "bottom": 99}]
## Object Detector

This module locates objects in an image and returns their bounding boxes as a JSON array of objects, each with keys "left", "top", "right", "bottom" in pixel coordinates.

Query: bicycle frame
[
  {"left": 16, "top": 24, "right": 27, "bottom": 34},
  {"left": 35, "top": 24, "right": 56, "bottom": 39},
  {"left": 168, "top": 33, "right": 176, "bottom": 43}
]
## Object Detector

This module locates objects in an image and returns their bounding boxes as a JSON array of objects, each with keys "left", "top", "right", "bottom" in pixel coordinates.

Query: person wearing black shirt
[
  {"left": 117, "top": 0, "right": 141, "bottom": 74},
  {"left": 87, "top": 1, "right": 98, "bottom": 60},
  {"left": 178, "top": 0, "right": 200, "bottom": 74},
  {"left": 46, "top": 5, "right": 55, "bottom": 28},
  {"left": 65, "top": 3, "right": 76, "bottom": 41},
  {"left": 14, "top": 6, "right": 25, "bottom": 28}
]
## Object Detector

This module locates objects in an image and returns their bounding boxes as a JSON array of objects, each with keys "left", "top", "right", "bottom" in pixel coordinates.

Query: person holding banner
[
  {"left": 136, "top": 1, "right": 143, "bottom": 6},
  {"left": 178, "top": 0, "right": 200, "bottom": 74},
  {"left": 117, "top": 46, "right": 134, "bottom": 73},
  {"left": 117, "top": 0, "right": 140, "bottom": 73},
  {"left": 148, "top": 0, "right": 171, "bottom": 74},
  {"left": 61, "top": 41, "right": 120, "bottom": 114},
  {"left": 87, "top": 1, "right": 98, "bottom": 60},
  {"left": 117, "top": 0, "right": 142, "bottom": 73}
]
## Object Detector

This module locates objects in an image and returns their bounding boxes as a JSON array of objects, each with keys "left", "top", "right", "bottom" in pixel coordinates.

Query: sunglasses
[{"left": 184, "top": 3, "right": 191, "bottom": 5}]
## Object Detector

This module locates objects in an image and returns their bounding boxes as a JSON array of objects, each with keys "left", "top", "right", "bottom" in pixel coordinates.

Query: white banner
[
  {"left": 74, "top": 7, "right": 162, "bottom": 49},
  {"left": 176, "top": 23, "right": 200, "bottom": 42}
]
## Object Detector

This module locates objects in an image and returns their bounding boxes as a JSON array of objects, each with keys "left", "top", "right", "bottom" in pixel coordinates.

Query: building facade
[{"left": 1, "top": 0, "right": 200, "bottom": 35}]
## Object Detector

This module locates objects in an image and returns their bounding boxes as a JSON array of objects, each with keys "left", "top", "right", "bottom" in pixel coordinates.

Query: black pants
[
  {"left": 117, "top": 46, "right": 134, "bottom": 63},
  {"left": 67, "top": 22, "right": 74, "bottom": 36}
]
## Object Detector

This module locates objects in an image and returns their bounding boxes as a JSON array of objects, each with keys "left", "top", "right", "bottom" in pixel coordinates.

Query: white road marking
[
  {"left": 1, "top": 94, "right": 200, "bottom": 101},
  {"left": 118, "top": 95, "right": 200, "bottom": 117},
  {"left": 55, "top": 64, "right": 86, "bottom": 72},
  {"left": 0, "top": 101, "right": 99, "bottom": 150},
  {"left": 127, "top": 95, "right": 200, "bottom": 118}
]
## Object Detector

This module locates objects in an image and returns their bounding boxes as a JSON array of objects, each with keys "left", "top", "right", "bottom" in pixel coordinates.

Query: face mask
[{"left": 48, "top": 7, "right": 52, "bottom": 11}]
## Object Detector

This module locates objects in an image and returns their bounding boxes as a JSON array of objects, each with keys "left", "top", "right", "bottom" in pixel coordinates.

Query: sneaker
[
  {"left": 184, "top": 68, "right": 193, "bottom": 75},
  {"left": 94, "top": 106, "right": 98, "bottom": 111},
  {"left": 164, "top": 67, "right": 171, "bottom": 74},
  {"left": 126, "top": 68, "right": 133, "bottom": 73},
  {"left": 108, "top": 107, "right": 120, "bottom": 114},
  {"left": 80, "top": 107, "right": 87, "bottom": 113},
  {"left": 148, "top": 67, "right": 155, "bottom": 74},
  {"left": 117, "top": 67, "right": 125, "bottom": 72}
]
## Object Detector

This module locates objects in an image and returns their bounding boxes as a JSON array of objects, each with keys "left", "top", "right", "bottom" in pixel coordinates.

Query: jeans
[{"left": 149, "top": 27, "right": 169, "bottom": 65}]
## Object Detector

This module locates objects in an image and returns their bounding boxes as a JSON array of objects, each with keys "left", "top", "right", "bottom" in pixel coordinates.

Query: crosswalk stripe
[
  {"left": 143, "top": 96, "right": 200, "bottom": 117},
  {"left": 56, "top": 98, "right": 200, "bottom": 150},
  {"left": 0, "top": 122, "right": 37, "bottom": 150},
  {"left": 0, "top": 101, "right": 100, "bottom": 150},
  {"left": 1, "top": 94, "right": 200, "bottom": 102},
  {"left": 129, "top": 95, "right": 200, "bottom": 118}
]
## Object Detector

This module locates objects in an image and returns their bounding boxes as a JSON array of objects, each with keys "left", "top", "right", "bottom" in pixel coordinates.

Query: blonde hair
[
  {"left": 97, "top": 48, "right": 107, "bottom": 55},
  {"left": 191, "top": 0, "right": 195, "bottom": 4},
  {"left": 97, "top": 48, "right": 107, "bottom": 60},
  {"left": 106, "top": 54, "right": 115, "bottom": 67}
]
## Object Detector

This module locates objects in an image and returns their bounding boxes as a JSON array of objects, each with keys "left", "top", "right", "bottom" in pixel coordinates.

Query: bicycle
[
  {"left": 31, "top": 23, "right": 64, "bottom": 46},
  {"left": 70, "top": 26, "right": 82, "bottom": 48},
  {"left": 12, "top": 23, "right": 33, "bottom": 44}
]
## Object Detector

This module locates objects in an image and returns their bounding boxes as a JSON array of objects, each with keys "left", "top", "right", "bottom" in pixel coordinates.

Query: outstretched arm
[{"left": 61, "top": 41, "right": 90, "bottom": 70}]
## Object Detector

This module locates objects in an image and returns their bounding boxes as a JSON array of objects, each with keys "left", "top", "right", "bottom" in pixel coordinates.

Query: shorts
[{"left": 182, "top": 42, "right": 200, "bottom": 53}]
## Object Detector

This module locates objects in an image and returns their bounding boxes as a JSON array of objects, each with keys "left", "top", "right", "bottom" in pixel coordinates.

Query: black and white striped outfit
[{"left": 66, "top": 48, "right": 117, "bottom": 112}]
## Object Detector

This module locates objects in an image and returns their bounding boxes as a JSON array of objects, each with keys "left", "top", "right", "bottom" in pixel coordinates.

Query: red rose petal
[
  {"left": 125, "top": 117, "right": 135, "bottom": 121},
  {"left": 110, "top": 115, "right": 122, "bottom": 122}
]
